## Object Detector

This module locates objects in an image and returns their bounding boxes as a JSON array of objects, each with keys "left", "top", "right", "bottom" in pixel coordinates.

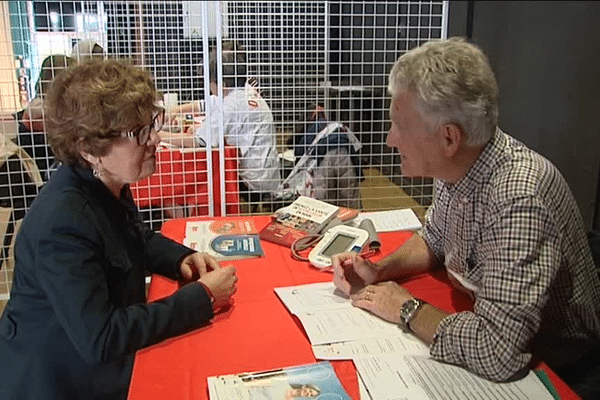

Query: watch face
[{"left": 401, "top": 299, "right": 420, "bottom": 319}]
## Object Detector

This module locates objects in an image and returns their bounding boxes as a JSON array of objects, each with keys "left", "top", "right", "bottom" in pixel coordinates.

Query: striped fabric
[{"left": 422, "top": 129, "right": 600, "bottom": 381}]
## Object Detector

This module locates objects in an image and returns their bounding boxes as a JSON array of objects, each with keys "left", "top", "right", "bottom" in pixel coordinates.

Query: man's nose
[
  {"left": 386, "top": 126, "right": 396, "bottom": 149},
  {"left": 149, "top": 129, "right": 161, "bottom": 146}
]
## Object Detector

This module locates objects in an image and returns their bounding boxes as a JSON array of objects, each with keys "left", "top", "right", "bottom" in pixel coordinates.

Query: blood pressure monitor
[{"left": 308, "top": 224, "right": 370, "bottom": 270}]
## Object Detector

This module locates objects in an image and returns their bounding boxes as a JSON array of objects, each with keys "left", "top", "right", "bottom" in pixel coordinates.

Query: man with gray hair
[{"left": 332, "top": 37, "right": 600, "bottom": 399}]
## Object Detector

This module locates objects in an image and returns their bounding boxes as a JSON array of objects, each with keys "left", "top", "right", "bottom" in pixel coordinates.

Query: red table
[
  {"left": 130, "top": 146, "right": 240, "bottom": 217},
  {"left": 128, "top": 216, "right": 580, "bottom": 400}
]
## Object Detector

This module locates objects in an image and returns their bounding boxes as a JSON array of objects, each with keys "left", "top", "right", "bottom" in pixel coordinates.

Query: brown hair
[{"left": 44, "top": 58, "right": 160, "bottom": 167}]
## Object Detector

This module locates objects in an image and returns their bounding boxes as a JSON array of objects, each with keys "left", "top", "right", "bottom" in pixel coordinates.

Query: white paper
[
  {"left": 274, "top": 282, "right": 350, "bottom": 314},
  {"left": 354, "top": 354, "right": 555, "bottom": 400},
  {"left": 354, "top": 209, "right": 422, "bottom": 232},
  {"left": 208, "top": 375, "right": 250, "bottom": 400},
  {"left": 312, "top": 334, "right": 429, "bottom": 360},
  {"left": 275, "top": 284, "right": 556, "bottom": 400},
  {"left": 358, "top": 375, "right": 372, "bottom": 400},
  {"left": 295, "top": 307, "right": 402, "bottom": 345},
  {"left": 275, "top": 283, "right": 423, "bottom": 348}
]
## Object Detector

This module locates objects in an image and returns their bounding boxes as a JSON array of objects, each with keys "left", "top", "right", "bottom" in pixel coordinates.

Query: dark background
[{"left": 448, "top": 1, "right": 600, "bottom": 231}]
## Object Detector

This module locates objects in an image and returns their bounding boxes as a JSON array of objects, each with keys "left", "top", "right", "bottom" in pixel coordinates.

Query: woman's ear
[{"left": 76, "top": 138, "right": 98, "bottom": 165}]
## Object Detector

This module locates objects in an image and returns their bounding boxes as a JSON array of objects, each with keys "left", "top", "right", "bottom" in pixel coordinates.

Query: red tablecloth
[
  {"left": 129, "top": 216, "right": 580, "bottom": 400},
  {"left": 130, "top": 146, "right": 240, "bottom": 217}
]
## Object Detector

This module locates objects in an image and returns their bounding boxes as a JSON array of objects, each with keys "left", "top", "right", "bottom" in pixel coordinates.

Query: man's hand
[
  {"left": 199, "top": 265, "right": 238, "bottom": 309},
  {"left": 179, "top": 252, "right": 221, "bottom": 281},
  {"left": 331, "top": 252, "right": 379, "bottom": 296},
  {"left": 350, "top": 281, "right": 413, "bottom": 324}
]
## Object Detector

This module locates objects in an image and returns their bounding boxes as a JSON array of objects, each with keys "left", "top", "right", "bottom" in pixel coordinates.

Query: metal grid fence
[{"left": 0, "top": 0, "right": 446, "bottom": 298}]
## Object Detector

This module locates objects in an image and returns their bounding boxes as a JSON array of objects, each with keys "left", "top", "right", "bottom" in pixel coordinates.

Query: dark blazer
[{"left": 0, "top": 164, "right": 214, "bottom": 399}]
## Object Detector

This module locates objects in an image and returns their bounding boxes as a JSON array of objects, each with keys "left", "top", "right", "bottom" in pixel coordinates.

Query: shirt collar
[{"left": 441, "top": 128, "right": 506, "bottom": 199}]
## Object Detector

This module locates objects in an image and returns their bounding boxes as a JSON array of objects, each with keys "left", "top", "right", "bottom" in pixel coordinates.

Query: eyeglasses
[{"left": 121, "top": 108, "right": 165, "bottom": 146}]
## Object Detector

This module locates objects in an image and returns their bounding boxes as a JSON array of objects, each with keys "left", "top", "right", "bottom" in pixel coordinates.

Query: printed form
[
  {"left": 355, "top": 354, "right": 555, "bottom": 400},
  {"left": 275, "top": 282, "right": 556, "bottom": 400},
  {"left": 274, "top": 282, "right": 429, "bottom": 353}
]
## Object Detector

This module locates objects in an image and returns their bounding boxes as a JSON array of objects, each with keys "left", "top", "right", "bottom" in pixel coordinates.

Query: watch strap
[{"left": 400, "top": 298, "right": 426, "bottom": 331}]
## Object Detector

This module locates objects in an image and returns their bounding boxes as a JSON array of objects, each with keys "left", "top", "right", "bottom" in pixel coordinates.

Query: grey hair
[{"left": 388, "top": 37, "right": 499, "bottom": 146}]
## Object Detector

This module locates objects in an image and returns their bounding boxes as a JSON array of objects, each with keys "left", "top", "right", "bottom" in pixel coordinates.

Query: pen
[
  {"left": 240, "top": 368, "right": 285, "bottom": 381},
  {"left": 249, "top": 368, "right": 284, "bottom": 377}
]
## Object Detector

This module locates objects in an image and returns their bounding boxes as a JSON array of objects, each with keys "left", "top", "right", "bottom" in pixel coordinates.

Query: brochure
[
  {"left": 183, "top": 219, "right": 264, "bottom": 261},
  {"left": 207, "top": 361, "right": 351, "bottom": 400},
  {"left": 259, "top": 196, "right": 359, "bottom": 247}
]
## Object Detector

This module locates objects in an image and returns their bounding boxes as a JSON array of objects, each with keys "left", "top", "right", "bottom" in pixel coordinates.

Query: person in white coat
[
  {"left": 161, "top": 42, "right": 281, "bottom": 201},
  {"left": 71, "top": 39, "right": 104, "bottom": 61}
]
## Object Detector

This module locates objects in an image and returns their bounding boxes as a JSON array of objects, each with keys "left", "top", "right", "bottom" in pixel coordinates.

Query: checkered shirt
[{"left": 422, "top": 129, "right": 600, "bottom": 381}]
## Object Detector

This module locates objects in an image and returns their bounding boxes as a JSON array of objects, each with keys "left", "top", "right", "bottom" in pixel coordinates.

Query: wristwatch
[{"left": 399, "top": 298, "right": 425, "bottom": 331}]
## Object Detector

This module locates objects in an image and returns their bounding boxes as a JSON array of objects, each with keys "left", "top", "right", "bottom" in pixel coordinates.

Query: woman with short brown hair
[{"left": 0, "top": 58, "right": 238, "bottom": 399}]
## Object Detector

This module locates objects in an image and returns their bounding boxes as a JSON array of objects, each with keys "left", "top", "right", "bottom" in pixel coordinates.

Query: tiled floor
[{"left": 359, "top": 167, "right": 428, "bottom": 220}]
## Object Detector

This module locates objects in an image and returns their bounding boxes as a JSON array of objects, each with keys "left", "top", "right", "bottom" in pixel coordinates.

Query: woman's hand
[
  {"left": 349, "top": 281, "right": 413, "bottom": 324},
  {"left": 331, "top": 252, "right": 379, "bottom": 296},
  {"left": 179, "top": 252, "right": 221, "bottom": 281},
  {"left": 199, "top": 265, "right": 238, "bottom": 309}
]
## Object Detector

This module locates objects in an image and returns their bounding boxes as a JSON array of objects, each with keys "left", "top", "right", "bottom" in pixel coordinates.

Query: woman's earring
[{"left": 92, "top": 159, "right": 104, "bottom": 178}]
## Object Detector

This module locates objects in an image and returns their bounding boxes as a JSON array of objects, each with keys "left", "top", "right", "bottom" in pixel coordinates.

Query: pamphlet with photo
[
  {"left": 207, "top": 361, "right": 350, "bottom": 400},
  {"left": 184, "top": 219, "right": 264, "bottom": 261}
]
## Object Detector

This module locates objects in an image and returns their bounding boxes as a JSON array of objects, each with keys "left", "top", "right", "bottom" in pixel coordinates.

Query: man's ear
[
  {"left": 441, "top": 122, "right": 463, "bottom": 157},
  {"left": 391, "top": 95, "right": 401, "bottom": 111}
]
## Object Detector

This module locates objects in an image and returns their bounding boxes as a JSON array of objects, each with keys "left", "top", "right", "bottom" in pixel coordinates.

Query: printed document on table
[
  {"left": 208, "top": 361, "right": 350, "bottom": 400},
  {"left": 295, "top": 307, "right": 403, "bottom": 345},
  {"left": 274, "top": 282, "right": 422, "bottom": 347},
  {"left": 312, "top": 334, "right": 429, "bottom": 360},
  {"left": 355, "top": 354, "right": 556, "bottom": 400},
  {"left": 354, "top": 208, "right": 422, "bottom": 232},
  {"left": 274, "top": 282, "right": 350, "bottom": 313}
]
